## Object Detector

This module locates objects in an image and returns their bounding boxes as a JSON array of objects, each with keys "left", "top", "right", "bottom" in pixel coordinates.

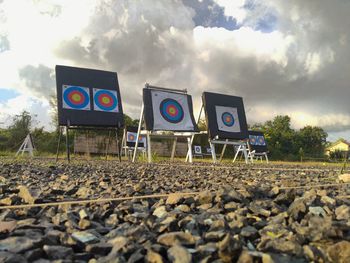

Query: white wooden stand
[
  {"left": 16, "top": 134, "right": 35, "bottom": 157},
  {"left": 121, "top": 129, "right": 146, "bottom": 160}
]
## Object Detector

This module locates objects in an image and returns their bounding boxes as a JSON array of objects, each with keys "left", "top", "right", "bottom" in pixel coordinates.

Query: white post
[
  {"left": 233, "top": 144, "right": 242, "bottom": 163},
  {"left": 171, "top": 137, "right": 177, "bottom": 162},
  {"left": 219, "top": 139, "right": 228, "bottom": 162},
  {"left": 242, "top": 143, "right": 248, "bottom": 164},
  {"left": 147, "top": 131, "right": 152, "bottom": 163},
  {"left": 187, "top": 137, "right": 193, "bottom": 163},
  {"left": 186, "top": 103, "right": 203, "bottom": 162},
  {"left": 209, "top": 140, "right": 217, "bottom": 163},
  {"left": 132, "top": 103, "right": 144, "bottom": 162}
]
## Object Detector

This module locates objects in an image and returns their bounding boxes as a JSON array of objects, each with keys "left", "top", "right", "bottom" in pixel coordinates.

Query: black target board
[
  {"left": 248, "top": 130, "right": 268, "bottom": 153},
  {"left": 203, "top": 92, "right": 248, "bottom": 140},
  {"left": 143, "top": 88, "right": 198, "bottom": 132},
  {"left": 126, "top": 126, "right": 146, "bottom": 148},
  {"left": 55, "top": 65, "right": 124, "bottom": 127}
]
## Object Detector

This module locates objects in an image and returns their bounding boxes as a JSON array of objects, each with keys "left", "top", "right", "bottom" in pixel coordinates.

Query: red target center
[
  {"left": 225, "top": 116, "right": 232, "bottom": 123},
  {"left": 98, "top": 94, "right": 114, "bottom": 107},
  {"left": 166, "top": 105, "right": 178, "bottom": 116},
  {"left": 68, "top": 91, "right": 84, "bottom": 104}
]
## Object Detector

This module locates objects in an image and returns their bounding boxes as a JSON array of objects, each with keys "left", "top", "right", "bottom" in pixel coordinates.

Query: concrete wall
[{"left": 74, "top": 135, "right": 188, "bottom": 157}]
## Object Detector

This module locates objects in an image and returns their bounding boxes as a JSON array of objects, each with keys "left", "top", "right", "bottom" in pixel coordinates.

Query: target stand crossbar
[{"left": 132, "top": 83, "right": 199, "bottom": 163}]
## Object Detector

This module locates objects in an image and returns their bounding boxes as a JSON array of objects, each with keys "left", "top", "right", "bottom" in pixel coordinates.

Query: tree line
[{"left": 0, "top": 111, "right": 330, "bottom": 161}]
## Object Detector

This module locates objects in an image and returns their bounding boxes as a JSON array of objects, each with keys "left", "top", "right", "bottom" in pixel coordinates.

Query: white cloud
[
  {"left": 0, "top": 94, "right": 52, "bottom": 129},
  {"left": 194, "top": 26, "right": 293, "bottom": 66},
  {"left": 213, "top": 0, "right": 247, "bottom": 23}
]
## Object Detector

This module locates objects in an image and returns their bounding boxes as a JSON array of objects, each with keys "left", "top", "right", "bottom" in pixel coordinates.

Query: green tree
[
  {"left": 260, "top": 115, "right": 297, "bottom": 159},
  {"left": 295, "top": 126, "right": 328, "bottom": 156},
  {"left": 7, "top": 111, "right": 36, "bottom": 149}
]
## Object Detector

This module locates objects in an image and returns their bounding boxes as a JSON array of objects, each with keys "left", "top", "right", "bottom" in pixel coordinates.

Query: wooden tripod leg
[{"left": 55, "top": 127, "right": 62, "bottom": 162}]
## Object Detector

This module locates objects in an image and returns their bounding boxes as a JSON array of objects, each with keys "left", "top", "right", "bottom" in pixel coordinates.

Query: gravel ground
[{"left": 0, "top": 159, "right": 349, "bottom": 262}]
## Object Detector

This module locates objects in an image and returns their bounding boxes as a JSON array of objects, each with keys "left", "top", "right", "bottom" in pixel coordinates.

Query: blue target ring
[
  {"left": 249, "top": 135, "right": 257, "bottom": 145},
  {"left": 258, "top": 136, "right": 266, "bottom": 146},
  {"left": 63, "top": 86, "right": 90, "bottom": 109},
  {"left": 94, "top": 89, "right": 118, "bottom": 111},
  {"left": 160, "top": 98, "right": 184, "bottom": 123},
  {"left": 221, "top": 112, "right": 235, "bottom": 127}
]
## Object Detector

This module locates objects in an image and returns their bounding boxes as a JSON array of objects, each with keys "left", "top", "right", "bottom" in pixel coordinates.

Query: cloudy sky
[{"left": 0, "top": 0, "right": 350, "bottom": 141}]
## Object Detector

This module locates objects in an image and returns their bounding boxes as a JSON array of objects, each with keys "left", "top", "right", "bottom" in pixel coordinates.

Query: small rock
[
  {"left": 153, "top": 206, "right": 167, "bottom": 218},
  {"left": 338, "top": 173, "right": 350, "bottom": 183},
  {"left": 288, "top": 198, "right": 306, "bottom": 220},
  {"left": 327, "top": 241, "right": 350, "bottom": 263},
  {"left": 166, "top": 193, "right": 183, "bottom": 205},
  {"left": 79, "top": 209, "right": 88, "bottom": 219},
  {"left": 309, "top": 206, "right": 326, "bottom": 217},
  {"left": 79, "top": 219, "right": 91, "bottom": 230},
  {"left": 43, "top": 245, "right": 73, "bottom": 260},
  {"left": 0, "top": 197, "right": 13, "bottom": 206},
  {"left": 335, "top": 205, "right": 350, "bottom": 220},
  {"left": 175, "top": 204, "right": 190, "bottom": 213},
  {"left": 320, "top": 196, "right": 336, "bottom": 206},
  {"left": 240, "top": 226, "right": 258, "bottom": 238},
  {"left": 264, "top": 239, "right": 302, "bottom": 256},
  {"left": 0, "top": 236, "right": 37, "bottom": 253},
  {"left": 197, "top": 191, "right": 213, "bottom": 205},
  {"left": 157, "top": 232, "right": 196, "bottom": 246},
  {"left": 24, "top": 248, "right": 44, "bottom": 262},
  {"left": 0, "top": 251, "right": 27, "bottom": 263},
  {"left": 167, "top": 245, "right": 191, "bottom": 263},
  {"left": 237, "top": 250, "right": 253, "bottom": 263},
  {"left": 86, "top": 243, "right": 113, "bottom": 256},
  {"left": 107, "top": 236, "right": 128, "bottom": 252},
  {"left": 18, "top": 186, "right": 41, "bottom": 204},
  {"left": 249, "top": 204, "right": 271, "bottom": 217},
  {"left": 71, "top": 231, "right": 98, "bottom": 244},
  {"left": 146, "top": 249, "right": 164, "bottom": 263}
]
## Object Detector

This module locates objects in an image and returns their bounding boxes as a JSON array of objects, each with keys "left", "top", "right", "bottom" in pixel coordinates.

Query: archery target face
[
  {"left": 127, "top": 132, "right": 146, "bottom": 145},
  {"left": 257, "top": 135, "right": 266, "bottom": 146},
  {"left": 215, "top": 106, "right": 241, "bottom": 133},
  {"left": 93, "top": 88, "right": 119, "bottom": 112},
  {"left": 62, "top": 85, "right": 90, "bottom": 111},
  {"left": 151, "top": 91, "right": 194, "bottom": 131},
  {"left": 249, "top": 135, "right": 258, "bottom": 145},
  {"left": 127, "top": 132, "right": 136, "bottom": 142},
  {"left": 194, "top": 145, "right": 202, "bottom": 154}
]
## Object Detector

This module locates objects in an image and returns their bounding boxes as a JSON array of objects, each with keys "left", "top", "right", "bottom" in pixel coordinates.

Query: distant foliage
[
  {"left": 0, "top": 112, "right": 330, "bottom": 161},
  {"left": 252, "top": 115, "right": 328, "bottom": 161}
]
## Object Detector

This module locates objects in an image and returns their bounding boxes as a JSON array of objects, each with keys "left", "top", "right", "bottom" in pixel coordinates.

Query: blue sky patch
[
  {"left": 182, "top": 0, "right": 240, "bottom": 31},
  {"left": 0, "top": 89, "right": 19, "bottom": 103},
  {"left": 243, "top": 0, "right": 277, "bottom": 33}
]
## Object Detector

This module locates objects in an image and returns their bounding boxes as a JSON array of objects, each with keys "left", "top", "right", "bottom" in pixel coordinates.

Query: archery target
[
  {"left": 127, "top": 132, "right": 146, "bottom": 145},
  {"left": 160, "top": 99, "right": 184, "bottom": 123},
  {"left": 93, "top": 88, "right": 119, "bottom": 112},
  {"left": 127, "top": 132, "right": 136, "bottom": 142},
  {"left": 194, "top": 145, "right": 202, "bottom": 154},
  {"left": 151, "top": 91, "right": 194, "bottom": 131},
  {"left": 62, "top": 85, "right": 90, "bottom": 111},
  {"left": 257, "top": 135, "right": 266, "bottom": 146},
  {"left": 215, "top": 106, "right": 241, "bottom": 133},
  {"left": 249, "top": 135, "right": 258, "bottom": 145}
]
